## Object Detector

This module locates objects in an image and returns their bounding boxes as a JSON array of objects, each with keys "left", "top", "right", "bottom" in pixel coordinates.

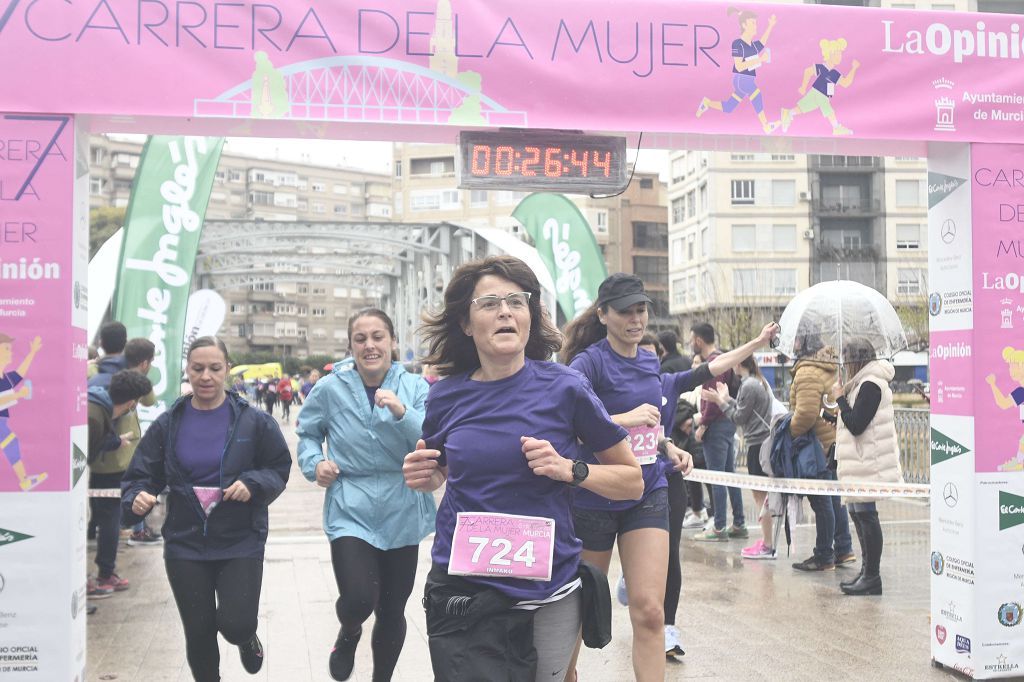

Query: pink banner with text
[
  {"left": 972, "top": 143, "right": 1024, "bottom": 474},
  {"left": 0, "top": 1, "right": 1023, "bottom": 144},
  {"left": 0, "top": 114, "right": 79, "bottom": 493}
]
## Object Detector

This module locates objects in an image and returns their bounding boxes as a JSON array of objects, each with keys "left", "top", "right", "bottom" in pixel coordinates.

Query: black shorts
[
  {"left": 746, "top": 443, "right": 767, "bottom": 478},
  {"left": 573, "top": 488, "right": 670, "bottom": 552}
]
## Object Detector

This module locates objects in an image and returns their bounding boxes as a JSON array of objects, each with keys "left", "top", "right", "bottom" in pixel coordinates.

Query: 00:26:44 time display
[{"left": 470, "top": 145, "right": 613, "bottom": 179}]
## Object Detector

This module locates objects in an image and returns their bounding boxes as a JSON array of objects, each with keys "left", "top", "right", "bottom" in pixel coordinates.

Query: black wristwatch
[{"left": 570, "top": 460, "right": 590, "bottom": 487}]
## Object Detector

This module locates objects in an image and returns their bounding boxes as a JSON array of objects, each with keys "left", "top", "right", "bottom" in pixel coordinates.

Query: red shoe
[{"left": 96, "top": 573, "right": 130, "bottom": 592}]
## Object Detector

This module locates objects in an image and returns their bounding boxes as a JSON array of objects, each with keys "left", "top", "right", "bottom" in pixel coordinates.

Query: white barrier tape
[
  {"left": 684, "top": 469, "right": 930, "bottom": 498},
  {"left": 88, "top": 488, "right": 123, "bottom": 498}
]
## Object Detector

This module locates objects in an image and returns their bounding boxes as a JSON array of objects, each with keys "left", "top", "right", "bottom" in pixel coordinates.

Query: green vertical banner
[
  {"left": 512, "top": 193, "right": 607, "bottom": 321},
  {"left": 113, "top": 136, "right": 224, "bottom": 426}
]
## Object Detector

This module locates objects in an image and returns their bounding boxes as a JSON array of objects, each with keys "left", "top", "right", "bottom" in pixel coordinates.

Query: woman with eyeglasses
[
  {"left": 403, "top": 256, "right": 642, "bottom": 681},
  {"left": 561, "top": 273, "right": 778, "bottom": 681},
  {"left": 297, "top": 308, "right": 435, "bottom": 681}
]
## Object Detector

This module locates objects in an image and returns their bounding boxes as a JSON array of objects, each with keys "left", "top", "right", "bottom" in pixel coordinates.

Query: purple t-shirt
[
  {"left": 0, "top": 371, "right": 22, "bottom": 418},
  {"left": 569, "top": 339, "right": 703, "bottom": 511},
  {"left": 732, "top": 39, "right": 764, "bottom": 75},
  {"left": 812, "top": 63, "right": 842, "bottom": 97},
  {"left": 176, "top": 401, "right": 231, "bottom": 486},
  {"left": 423, "top": 359, "right": 626, "bottom": 601}
]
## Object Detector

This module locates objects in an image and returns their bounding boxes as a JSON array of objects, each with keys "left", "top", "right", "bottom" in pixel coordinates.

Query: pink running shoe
[{"left": 741, "top": 539, "right": 777, "bottom": 560}]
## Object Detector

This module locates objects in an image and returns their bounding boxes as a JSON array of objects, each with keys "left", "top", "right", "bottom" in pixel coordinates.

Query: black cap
[{"left": 597, "top": 273, "right": 653, "bottom": 311}]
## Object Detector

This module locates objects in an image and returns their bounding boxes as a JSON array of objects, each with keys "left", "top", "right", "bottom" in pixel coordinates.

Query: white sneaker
[
  {"left": 665, "top": 625, "right": 685, "bottom": 656},
  {"left": 616, "top": 575, "right": 629, "bottom": 606},
  {"left": 682, "top": 511, "right": 703, "bottom": 529}
]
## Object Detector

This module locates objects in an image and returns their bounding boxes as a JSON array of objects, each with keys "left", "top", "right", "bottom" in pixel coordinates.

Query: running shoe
[
  {"left": 682, "top": 510, "right": 705, "bottom": 529},
  {"left": 87, "top": 577, "right": 113, "bottom": 599},
  {"left": 727, "top": 524, "right": 749, "bottom": 539},
  {"left": 693, "top": 527, "right": 728, "bottom": 542},
  {"left": 696, "top": 99, "right": 710, "bottom": 118},
  {"left": 833, "top": 125, "right": 853, "bottom": 136},
  {"left": 239, "top": 634, "right": 264, "bottom": 674},
  {"left": 127, "top": 528, "right": 162, "bottom": 546},
  {"left": 664, "top": 625, "right": 685, "bottom": 657},
  {"left": 741, "top": 540, "right": 777, "bottom": 560},
  {"left": 616, "top": 575, "right": 629, "bottom": 606},
  {"left": 781, "top": 109, "right": 793, "bottom": 132},
  {"left": 96, "top": 573, "right": 130, "bottom": 592},
  {"left": 792, "top": 555, "right": 835, "bottom": 571},
  {"left": 19, "top": 473, "right": 47, "bottom": 491},
  {"left": 329, "top": 626, "right": 361, "bottom": 681},
  {"left": 835, "top": 552, "right": 857, "bottom": 566}
]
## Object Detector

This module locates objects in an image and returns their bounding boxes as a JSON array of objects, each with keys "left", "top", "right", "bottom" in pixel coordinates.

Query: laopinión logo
[
  {"left": 998, "top": 602, "right": 1022, "bottom": 627},
  {"left": 932, "top": 551, "right": 945, "bottom": 575},
  {"left": 999, "top": 491, "right": 1024, "bottom": 531}
]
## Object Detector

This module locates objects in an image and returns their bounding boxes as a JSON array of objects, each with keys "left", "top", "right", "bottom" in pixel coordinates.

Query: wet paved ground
[{"left": 86, "top": 412, "right": 958, "bottom": 681}]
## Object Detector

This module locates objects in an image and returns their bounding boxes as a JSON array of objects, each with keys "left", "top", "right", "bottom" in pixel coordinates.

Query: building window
[
  {"left": 91, "top": 147, "right": 106, "bottom": 165},
  {"left": 411, "top": 157, "right": 455, "bottom": 176},
  {"left": 312, "top": 202, "right": 326, "bottom": 214},
  {"left": 895, "top": 223, "right": 921, "bottom": 249},
  {"left": 250, "top": 191, "right": 273, "bottom": 205},
  {"left": 731, "top": 224, "right": 756, "bottom": 252},
  {"left": 311, "top": 307, "right": 326, "bottom": 317},
  {"left": 633, "top": 222, "right": 668, "bottom": 250},
  {"left": 297, "top": 284, "right": 308, "bottom": 294},
  {"left": 686, "top": 190, "right": 696, "bottom": 218},
  {"left": 771, "top": 154, "right": 795, "bottom": 161},
  {"left": 394, "top": 160, "right": 402, "bottom": 177},
  {"left": 334, "top": 204, "right": 348, "bottom": 216},
  {"left": 822, "top": 184, "right": 864, "bottom": 212},
  {"left": 640, "top": 177, "right": 654, "bottom": 189},
  {"left": 470, "top": 189, "right": 488, "bottom": 207},
  {"left": 773, "top": 224, "right": 797, "bottom": 252},
  {"left": 671, "top": 197, "right": 685, "bottom": 224},
  {"left": 895, "top": 179, "right": 922, "bottom": 207},
  {"left": 773, "top": 270, "right": 797, "bottom": 295},
  {"left": 672, "top": 238, "right": 684, "bottom": 264},
  {"left": 229, "top": 170, "right": 242, "bottom": 182},
  {"left": 672, "top": 277, "right": 685, "bottom": 306},
  {"left": 731, "top": 154, "right": 755, "bottom": 161},
  {"left": 633, "top": 256, "right": 668, "bottom": 281},
  {"left": 699, "top": 183, "right": 708, "bottom": 214},
  {"left": 89, "top": 177, "right": 106, "bottom": 195},
  {"left": 595, "top": 210, "right": 609, "bottom": 233},
  {"left": 250, "top": 282, "right": 274, "bottom": 292},
  {"left": 312, "top": 286, "right": 326, "bottom": 296},
  {"left": 731, "top": 180, "right": 755, "bottom": 205},
  {"left": 312, "top": 182, "right": 326, "bottom": 192},
  {"left": 688, "top": 234, "right": 695, "bottom": 261},
  {"left": 670, "top": 157, "right": 685, "bottom": 184},
  {"left": 771, "top": 180, "right": 796, "bottom": 206},
  {"left": 733, "top": 269, "right": 757, "bottom": 296},
  {"left": 701, "top": 227, "right": 709, "bottom": 257},
  {"left": 897, "top": 269, "right": 922, "bottom": 295}
]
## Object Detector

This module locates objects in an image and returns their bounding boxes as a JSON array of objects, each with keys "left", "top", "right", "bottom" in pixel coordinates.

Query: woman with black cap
[{"left": 561, "top": 273, "right": 778, "bottom": 681}]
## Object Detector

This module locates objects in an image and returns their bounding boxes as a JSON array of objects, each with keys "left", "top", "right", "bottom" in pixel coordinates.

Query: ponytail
[{"left": 561, "top": 303, "right": 607, "bottom": 364}]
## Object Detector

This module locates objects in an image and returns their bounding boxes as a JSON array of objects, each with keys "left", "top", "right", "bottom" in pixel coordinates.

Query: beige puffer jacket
[
  {"left": 836, "top": 360, "right": 903, "bottom": 502},
  {"left": 789, "top": 348, "right": 838, "bottom": 453}
]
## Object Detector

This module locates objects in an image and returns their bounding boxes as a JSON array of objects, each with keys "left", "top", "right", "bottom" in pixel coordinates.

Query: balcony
[
  {"left": 247, "top": 289, "right": 279, "bottom": 303},
  {"left": 809, "top": 155, "right": 881, "bottom": 170},
  {"left": 812, "top": 198, "right": 881, "bottom": 215},
  {"left": 816, "top": 244, "right": 879, "bottom": 261}
]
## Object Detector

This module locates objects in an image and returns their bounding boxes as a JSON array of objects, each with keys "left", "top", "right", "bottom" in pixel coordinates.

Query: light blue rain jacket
[{"left": 297, "top": 359, "right": 436, "bottom": 549}]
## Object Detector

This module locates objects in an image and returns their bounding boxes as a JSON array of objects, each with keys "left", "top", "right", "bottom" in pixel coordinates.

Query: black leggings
[
  {"left": 331, "top": 537, "right": 419, "bottom": 682},
  {"left": 165, "top": 557, "right": 264, "bottom": 682},
  {"left": 665, "top": 472, "right": 687, "bottom": 625}
]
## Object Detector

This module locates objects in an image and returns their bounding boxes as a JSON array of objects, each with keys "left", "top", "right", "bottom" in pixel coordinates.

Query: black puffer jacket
[{"left": 121, "top": 391, "right": 291, "bottom": 561}]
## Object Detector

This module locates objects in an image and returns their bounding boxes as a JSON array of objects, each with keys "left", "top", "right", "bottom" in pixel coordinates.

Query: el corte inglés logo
[
  {"left": 931, "top": 428, "right": 969, "bottom": 465},
  {"left": 0, "top": 527, "right": 33, "bottom": 548},
  {"left": 999, "top": 491, "right": 1024, "bottom": 531}
]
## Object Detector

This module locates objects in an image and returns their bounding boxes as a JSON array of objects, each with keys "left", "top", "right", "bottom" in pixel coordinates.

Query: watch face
[{"left": 573, "top": 460, "right": 589, "bottom": 482}]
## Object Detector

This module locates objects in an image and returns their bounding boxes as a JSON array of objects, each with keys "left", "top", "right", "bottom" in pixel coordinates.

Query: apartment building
[{"left": 88, "top": 135, "right": 393, "bottom": 360}]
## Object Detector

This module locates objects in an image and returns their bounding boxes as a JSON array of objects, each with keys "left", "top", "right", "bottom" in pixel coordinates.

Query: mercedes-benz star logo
[
  {"left": 943, "top": 482, "right": 959, "bottom": 507},
  {"left": 941, "top": 219, "right": 956, "bottom": 244}
]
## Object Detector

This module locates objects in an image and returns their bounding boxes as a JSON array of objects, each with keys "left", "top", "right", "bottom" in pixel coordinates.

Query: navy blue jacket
[
  {"left": 770, "top": 413, "right": 828, "bottom": 481},
  {"left": 121, "top": 391, "right": 291, "bottom": 561},
  {"left": 88, "top": 355, "right": 127, "bottom": 389}
]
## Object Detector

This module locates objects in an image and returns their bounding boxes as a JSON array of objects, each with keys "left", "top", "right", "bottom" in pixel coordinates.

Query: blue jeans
[
  {"left": 703, "top": 419, "right": 744, "bottom": 531},
  {"left": 807, "top": 469, "right": 853, "bottom": 562}
]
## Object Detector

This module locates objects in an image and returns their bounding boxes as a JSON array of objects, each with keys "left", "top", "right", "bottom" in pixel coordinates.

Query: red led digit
[
  {"left": 593, "top": 151, "right": 611, "bottom": 177},
  {"left": 494, "top": 146, "right": 515, "bottom": 176},
  {"left": 521, "top": 146, "right": 540, "bottom": 176},
  {"left": 471, "top": 145, "right": 491, "bottom": 176},
  {"left": 544, "top": 147, "right": 563, "bottom": 177},
  {"left": 569, "top": 149, "right": 589, "bottom": 177}
]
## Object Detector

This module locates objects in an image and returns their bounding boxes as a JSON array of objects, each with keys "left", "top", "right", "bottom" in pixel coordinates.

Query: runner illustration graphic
[
  {"left": 0, "top": 333, "right": 46, "bottom": 491},
  {"left": 780, "top": 38, "right": 860, "bottom": 135},
  {"left": 696, "top": 8, "right": 779, "bottom": 134},
  {"left": 987, "top": 346, "right": 1024, "bottom": 472}
]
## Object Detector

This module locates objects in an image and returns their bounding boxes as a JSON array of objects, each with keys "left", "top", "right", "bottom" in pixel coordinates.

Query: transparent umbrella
[{"left": 775, "top": 280, "right": 908, "bottom": 367}]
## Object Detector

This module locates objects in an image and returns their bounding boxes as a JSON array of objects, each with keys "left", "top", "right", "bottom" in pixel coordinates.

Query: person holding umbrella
[{"left": 830, "top": 337, "right": 903, "bottom": 596}]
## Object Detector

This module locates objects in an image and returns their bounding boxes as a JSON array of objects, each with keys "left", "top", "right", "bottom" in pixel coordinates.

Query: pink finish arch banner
[{"left": 1, "top": 0, "right": 1023, "bottom": 145}]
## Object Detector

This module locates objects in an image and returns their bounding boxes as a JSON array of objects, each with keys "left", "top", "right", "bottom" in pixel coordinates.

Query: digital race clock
[{"left": 458, "top": 130, "right": 628, "bottom": 194}]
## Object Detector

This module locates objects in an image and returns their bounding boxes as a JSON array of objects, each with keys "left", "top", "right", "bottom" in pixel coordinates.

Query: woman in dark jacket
[{"left": 122, "top": 336, "right": 291, "bottom": 682}]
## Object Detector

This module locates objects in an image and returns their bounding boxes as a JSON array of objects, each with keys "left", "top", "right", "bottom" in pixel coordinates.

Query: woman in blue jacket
[
  {"left": 121, "top": 336, "right": 291, "bottom": 682},
  {"left": 297, "top": 308, "right": 435, "bottom": 682}
]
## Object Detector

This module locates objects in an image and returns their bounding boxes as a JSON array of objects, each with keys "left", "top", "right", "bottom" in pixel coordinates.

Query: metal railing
[{"left": 895, "top": 408, "right": 930, "bottom": 485}]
